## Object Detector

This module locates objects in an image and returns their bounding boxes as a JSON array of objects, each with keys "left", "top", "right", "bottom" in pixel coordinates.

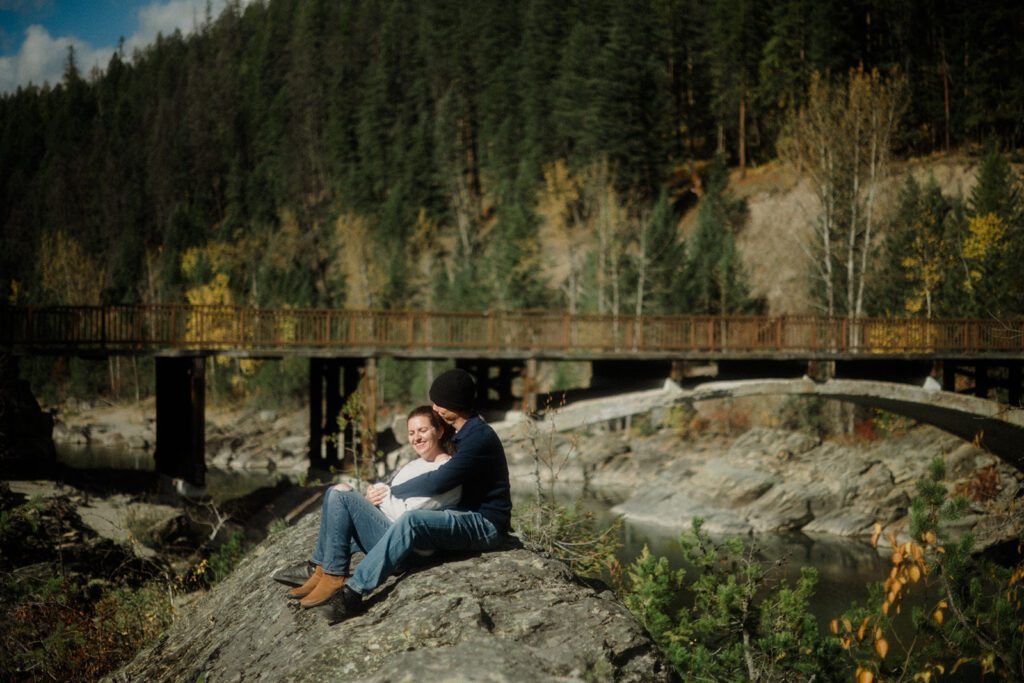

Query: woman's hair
[{"left": 407, "top": 405, "right": 455, "bottom": 454}]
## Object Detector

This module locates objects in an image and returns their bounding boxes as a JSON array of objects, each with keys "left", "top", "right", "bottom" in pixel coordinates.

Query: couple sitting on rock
[{"left": 274, "top": 368, "right": 512, "bottom": 624}]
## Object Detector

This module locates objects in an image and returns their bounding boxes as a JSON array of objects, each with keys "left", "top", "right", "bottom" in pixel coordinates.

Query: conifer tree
[{"left": 683, "top": 157, "right": 759, "bottom": 314}]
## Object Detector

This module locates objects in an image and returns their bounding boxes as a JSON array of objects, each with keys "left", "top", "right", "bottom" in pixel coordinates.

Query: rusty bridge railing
[{"left": 1, "top": 305, "right": 1022, "bottom": 356}]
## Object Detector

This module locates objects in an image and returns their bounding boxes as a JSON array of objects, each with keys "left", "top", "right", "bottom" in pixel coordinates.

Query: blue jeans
[
  {"left": 311, "top": 487, "right": 392, "bottom": 576},
  {"left": 347, "top": 509, "right": 502, "bottom": 595}
]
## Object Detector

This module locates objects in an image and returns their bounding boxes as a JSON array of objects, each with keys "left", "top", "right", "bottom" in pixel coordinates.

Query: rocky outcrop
[
  {"left": 108, "top": 512, "right": 675, "bottom": 682},
  {"left": 609, "top": 424, "right": 1022, "bottom": 543}
]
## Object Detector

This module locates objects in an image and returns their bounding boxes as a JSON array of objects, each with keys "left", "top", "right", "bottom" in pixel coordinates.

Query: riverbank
[{"left": 46, "top": 395, "right": 1024, "bottom": 552}]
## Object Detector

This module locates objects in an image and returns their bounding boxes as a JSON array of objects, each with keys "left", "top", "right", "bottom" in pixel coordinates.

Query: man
[{"left": 326, "top": 368, "right": 512, "bottom": 623}]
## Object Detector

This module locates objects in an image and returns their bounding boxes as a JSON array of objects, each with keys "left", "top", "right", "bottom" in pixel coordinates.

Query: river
[{"left": 56, "top": 442, "right": 889, "bottom": 629}]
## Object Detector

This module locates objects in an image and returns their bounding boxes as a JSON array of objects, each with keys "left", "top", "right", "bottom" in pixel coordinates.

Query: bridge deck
[{"left": 2, "top": 305, "right": 1023, "bottom": 360}]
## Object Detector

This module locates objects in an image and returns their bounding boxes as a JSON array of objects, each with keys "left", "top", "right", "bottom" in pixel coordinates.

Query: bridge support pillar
[
  {"left": 456, "top": 359, "right": 534, "bottom": 413},
  {"left": 309, "top": 358, "right": 375, "bottom": 475},
  {"left": 154, "top": 356, "right": 205, "bottom": 488},
  {"left": 523, "top": 358, "right": 538, "bottom": 414},
  {"left": 942, "top": 361, "right": 956, "bottom": 392},
  {"left": 975, "top": 362, "right": 990, "bottom": 399},
  {"left": 1009, "top": 363, "right": 1021, "bottom": 407}
]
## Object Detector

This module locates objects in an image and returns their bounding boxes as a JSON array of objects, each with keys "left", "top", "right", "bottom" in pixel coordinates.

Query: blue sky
[{"left": 0, "top": 0, "right": 247, "bottom": 92}]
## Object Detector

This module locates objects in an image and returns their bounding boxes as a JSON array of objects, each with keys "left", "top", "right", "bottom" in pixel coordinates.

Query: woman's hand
[{"left": 364, "top": 483, "right": 389, "bottom": 506}]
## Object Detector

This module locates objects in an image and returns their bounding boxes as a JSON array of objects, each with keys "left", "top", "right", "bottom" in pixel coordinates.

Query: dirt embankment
[{"left": 719, "top": 156, "right": 982, "bottom": 315}]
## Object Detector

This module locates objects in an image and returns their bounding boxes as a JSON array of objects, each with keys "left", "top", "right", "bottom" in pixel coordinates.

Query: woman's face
[{"left": 407, "top": 414, "right": 442, "bottom": 458}]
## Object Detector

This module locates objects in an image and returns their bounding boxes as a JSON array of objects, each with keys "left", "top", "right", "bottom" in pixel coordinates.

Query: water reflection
[{"left": 55, "top": 443, "right": 281, "bottom": 503}]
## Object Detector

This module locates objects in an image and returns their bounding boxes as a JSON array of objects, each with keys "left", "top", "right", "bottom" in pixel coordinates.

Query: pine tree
[
  {"left": 683, "top": 157, "right": 759, "bottom": 314},
  {"left": 961, "top": 148, "right": 1024, "bottom": 315},
  {"left": 590, "top": 1, "right": 670, "bottom": 194},
  {"left": 704, "top": 0, "right": 768, "bottom": 175}
]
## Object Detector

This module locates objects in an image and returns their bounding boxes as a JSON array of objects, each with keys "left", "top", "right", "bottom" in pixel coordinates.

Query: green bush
[
  {"left": 620, "top": 519, "right": 841, "bottom": 680},
  {"left": 206, "top": 531, "right": 251, "bottom": 584}
]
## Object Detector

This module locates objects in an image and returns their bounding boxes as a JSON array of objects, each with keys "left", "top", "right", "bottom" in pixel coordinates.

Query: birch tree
[{"left": 779, "top": 68, "right": 907, "bottom": 320}]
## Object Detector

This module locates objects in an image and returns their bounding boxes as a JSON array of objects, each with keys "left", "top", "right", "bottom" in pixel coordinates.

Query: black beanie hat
[{"left": 429, "top": 368, "right": 476, "bottom": 412}]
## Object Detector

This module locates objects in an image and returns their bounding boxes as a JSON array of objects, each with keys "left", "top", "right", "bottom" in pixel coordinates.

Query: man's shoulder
[{"left": 455, "top": 416, "right": 504, "bottom": 451}]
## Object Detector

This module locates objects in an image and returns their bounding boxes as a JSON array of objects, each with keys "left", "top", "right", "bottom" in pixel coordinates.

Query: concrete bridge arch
[{"left": 538, "top": 378, "right": 1024, "bottom": 472}]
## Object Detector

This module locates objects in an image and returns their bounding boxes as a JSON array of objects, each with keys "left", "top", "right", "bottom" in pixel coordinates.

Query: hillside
[{"left": 728, "top": 155, "right": 985, "bottom": 315}]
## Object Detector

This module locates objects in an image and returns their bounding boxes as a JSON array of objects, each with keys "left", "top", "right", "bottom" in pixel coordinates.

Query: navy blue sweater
[{"left": 389, "top": 415, "right": 512, "bottom": 532}]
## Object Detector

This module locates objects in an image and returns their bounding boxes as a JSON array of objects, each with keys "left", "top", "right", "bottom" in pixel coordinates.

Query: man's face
[{"left": 432, "top": 403, "right": 458, "bottom": 425}]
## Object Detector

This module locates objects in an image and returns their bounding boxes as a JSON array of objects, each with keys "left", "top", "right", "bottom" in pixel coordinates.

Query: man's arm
[
  {"left": 379, "top": 485, "right": 462, "bottom": 519},
  {"left": 389, "top": 450, "right": 480, "bottom": 498}
]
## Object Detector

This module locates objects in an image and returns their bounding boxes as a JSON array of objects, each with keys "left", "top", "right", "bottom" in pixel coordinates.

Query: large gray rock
[
  {"left": 608, "top": 422, "right": 1019, "bottom": 540},
  {"left": 107, "top": 513, "right": 675, "bottom": 682}
]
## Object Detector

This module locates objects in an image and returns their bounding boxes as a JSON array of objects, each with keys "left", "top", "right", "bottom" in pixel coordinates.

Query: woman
[{"left": 287, "top": 405, "right": 460, "bottom": 608}]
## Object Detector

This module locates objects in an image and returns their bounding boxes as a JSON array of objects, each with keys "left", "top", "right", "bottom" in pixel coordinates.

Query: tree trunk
[
  {"left": 941, "top": 46, "right": 952, "bottom": 152},
  {"left": 738, "top": 89, "right": 747, "bottom": 178}
]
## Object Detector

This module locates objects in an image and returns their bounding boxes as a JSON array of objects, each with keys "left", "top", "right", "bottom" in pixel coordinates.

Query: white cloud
[
  {"left": 0, "top": 0, "right": 257, "bottom": 93},
  {"left": 124, "top": 0, "right": 214, "bottom": 54},
  {"left": 0, "top": 25, "right": 113, "bottom": 92}
]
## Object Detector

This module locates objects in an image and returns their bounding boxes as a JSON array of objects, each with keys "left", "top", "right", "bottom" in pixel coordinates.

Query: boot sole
[
  {"left": 300, "top": 592, "right": 340, "bottom": 608},
  {"left": 300, "top": 583, "right": 346, "bottom": 608}
]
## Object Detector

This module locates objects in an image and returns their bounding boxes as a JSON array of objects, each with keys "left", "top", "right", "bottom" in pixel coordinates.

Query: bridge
[
  {"left": 530, "top": 378, "right": 1024, "bottom": 472},
  {"left": 2, "top": 305, "right": 1022, "bottom": 486}
]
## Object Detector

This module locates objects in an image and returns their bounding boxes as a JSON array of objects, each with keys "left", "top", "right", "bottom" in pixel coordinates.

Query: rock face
[
  {"left": 108, "top": 512, "right": 675, "bottom": 682},
  {"left": 608, "top": 424, "right": 1021, "bottom": 542}
]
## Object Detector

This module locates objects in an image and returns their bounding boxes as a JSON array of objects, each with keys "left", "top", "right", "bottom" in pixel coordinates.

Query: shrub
[
  {"left": 513, "top": 415, "right": 622, "bottom": 579},
  {"left": 0, "top": 573, "right": 173, "bottom": 681},
  {"left": 206, "top": 531, "right": 251, "bottom": 585},
  {"left": 620, "top": 519, "right": 841, "bottom": 680},
  {"left": 832, "top": 458, "right": 1024, "bottom": 680}
]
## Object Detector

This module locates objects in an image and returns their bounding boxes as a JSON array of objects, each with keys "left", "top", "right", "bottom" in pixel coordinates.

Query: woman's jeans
[
  {"left": 311, "top": 487, "right": 392, "bottom": 576},
  {"left": 346, "top": 508, "right": 501, "bottom": 595}
]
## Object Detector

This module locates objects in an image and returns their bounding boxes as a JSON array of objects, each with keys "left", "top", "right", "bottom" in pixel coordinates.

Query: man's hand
[{"left": 364, "top": 483, "right": 389, "bottom": 506}]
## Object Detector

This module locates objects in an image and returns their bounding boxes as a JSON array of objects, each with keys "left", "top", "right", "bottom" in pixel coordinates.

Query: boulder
[{"left": 108, "top": 513, "right": 675, "bottom": 683}]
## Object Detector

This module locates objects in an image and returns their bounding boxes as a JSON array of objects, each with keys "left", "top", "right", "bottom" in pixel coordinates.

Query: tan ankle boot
[
  {"left": 299, "top": 572, "right": 347, "bottom": 608},
  {"left": 287, "top": 565, "right": 322, "bottom": 599}
]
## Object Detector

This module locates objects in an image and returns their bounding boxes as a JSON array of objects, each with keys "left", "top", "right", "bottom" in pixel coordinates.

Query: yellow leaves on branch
[
  {"left": 962, "top": 213, "right": 1007, "bottom": 292},
  {"left": 900, "top": 218, "right": 948, "bottom": 316},
  {"left": 871, "top": 528, "right": 934, "bottom": 622},
  {"left": 963, "top": 213, "right": 1007, "bottom": 261},
  {"left": 185, "top": 272, "right": 233, "bottom": 307}
]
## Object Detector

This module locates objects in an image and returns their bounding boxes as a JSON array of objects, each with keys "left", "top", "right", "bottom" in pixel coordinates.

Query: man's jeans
[
  {"left": 311, "top": 487, "right": 392, "bottom": 576},
  {"left": 347, "top": 509, "right": 501, "bottom": 595}
]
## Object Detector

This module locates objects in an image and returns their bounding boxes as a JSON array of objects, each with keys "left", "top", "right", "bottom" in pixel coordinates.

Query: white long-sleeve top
[{"left": 377, "top": 455, "right": 461, "bottom": 522}]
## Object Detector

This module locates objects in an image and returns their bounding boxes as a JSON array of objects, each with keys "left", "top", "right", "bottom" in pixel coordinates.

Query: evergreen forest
[{"left": 2, "top": 0, "right": 1023, "bottom": 320}]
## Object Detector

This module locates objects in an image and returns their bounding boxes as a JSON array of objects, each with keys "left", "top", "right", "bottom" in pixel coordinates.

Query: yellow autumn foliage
[
  {"left": 38, "top": 230, "right": 106, "bottom": 305},
  {"left": 963, "top": 212, "right": 1006, "bottom": 261},
  {"left": 333, "top": 211, "right": 387, "bottom": 309},
  {"left": 962, "top": 213, "right": 1007, "bottom": 292}
]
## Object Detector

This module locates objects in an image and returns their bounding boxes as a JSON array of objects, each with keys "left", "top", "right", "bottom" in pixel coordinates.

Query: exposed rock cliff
[{"left": 108, "top": 511, "right": 675, "bottom": 682}]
